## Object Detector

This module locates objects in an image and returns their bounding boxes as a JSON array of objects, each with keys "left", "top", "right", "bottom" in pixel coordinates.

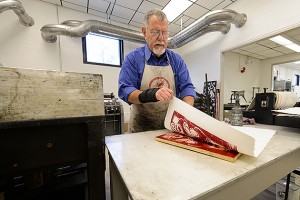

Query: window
[{"left": 82, "top": 33, "right": 124, "bottom": 67}]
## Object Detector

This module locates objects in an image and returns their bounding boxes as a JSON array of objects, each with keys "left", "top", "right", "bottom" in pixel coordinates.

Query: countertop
[{"left": 105, "top": 124, "right": 300, "bottom": 200}]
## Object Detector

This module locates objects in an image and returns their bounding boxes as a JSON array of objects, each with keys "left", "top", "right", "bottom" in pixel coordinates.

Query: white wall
[
  {"left": 0, "top": 0, "right": 141, "bottom": 122},
  {"left": 176, "top": 0, "right": 300, "bottom": 119},
  {"left": 223, "top": 52, "right": 262, "bottom": 104},
  {"left": 2, "top": 0, "right": 300, "bottom": 121}
]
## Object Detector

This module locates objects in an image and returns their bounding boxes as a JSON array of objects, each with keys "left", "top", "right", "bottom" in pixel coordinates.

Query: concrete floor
[{"left": 252, "top": 185, "right": 277, "bottom": 200}]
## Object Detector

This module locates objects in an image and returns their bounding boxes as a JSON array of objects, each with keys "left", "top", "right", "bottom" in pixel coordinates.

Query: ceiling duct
[
  {"left": 0, "top": 0, "right": 34, "bottom": 26},
  {"left": 40, "top": 9, "right": 246, "bottom": 49},
  {"left": 41, "top": 20, "right": 145, "bottom": 44},
  {"left": 168, "top": 22, "right": 231, "bottom": 48}
]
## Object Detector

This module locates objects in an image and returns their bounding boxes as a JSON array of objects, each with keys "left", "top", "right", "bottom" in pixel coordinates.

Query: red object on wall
[{"left": 240, "top": 66, "right": 246, "bottom": 73}]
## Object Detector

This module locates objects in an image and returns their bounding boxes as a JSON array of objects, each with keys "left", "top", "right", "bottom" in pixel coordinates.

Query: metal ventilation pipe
[
  {"left": 40, "top": 9, "right": 246, "bottom": 49},
  {"left": 41, "top": 19, "right": 144, "bottom": 43},
  {"left": 168, "top": 22, "right": 231, "bottom": 49},
  {"left": 0, "top": 0, "right": 34, "bottom": 26},
  {"left": 168, "top": 9, "right": 246, "bottom": 48},
  {"left": 41, "top": 20, "right": 145, "bottom": 43}
]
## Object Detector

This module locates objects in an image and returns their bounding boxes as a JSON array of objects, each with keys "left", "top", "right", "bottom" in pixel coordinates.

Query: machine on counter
[
  {"left": 104, "top": 93, "right": 124, "bottom": 135},
  {"left": 243, "top": 90, "right": 300, "bottom": 128}
]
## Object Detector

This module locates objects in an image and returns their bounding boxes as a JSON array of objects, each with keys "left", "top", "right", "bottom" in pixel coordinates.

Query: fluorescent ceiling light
[
  {"left": 294, "top": 61, "right": 300, "bottom": 64},
  {"left": 285, "top": 43, "right": 300, "bottom": 52},
  {"left": 270, "top": 35, "right": 300, "bottom": 52},
  {"left": 270, "top": 35, "right": 292, "bottom": 45},
  {"left": 163, "top": 0, "right": 193, "bottom": 22}
]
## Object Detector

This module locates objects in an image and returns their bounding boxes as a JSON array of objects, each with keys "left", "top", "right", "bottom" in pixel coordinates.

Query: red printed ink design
[
  {"left": 149, "top": 77, "right": 170, "bottom": 89},
  {"left": 169, "top": 111, "right": 237, "bottom": 151},
  {"left": 156, "top": 132, "right": 239, "bottom": 158}
]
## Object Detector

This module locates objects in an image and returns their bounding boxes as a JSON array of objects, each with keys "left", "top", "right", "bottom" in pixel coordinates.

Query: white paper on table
[
  {"left": 272, "top": 107, "right": 300, "bottom": 115},
  {"left": 164, "top": 97, "right": 276, "bottom": 157}
]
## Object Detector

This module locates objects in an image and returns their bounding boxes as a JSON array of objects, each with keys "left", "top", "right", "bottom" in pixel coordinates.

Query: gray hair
[{"left": 144, "top": 9, "right": 168, "bottom": 26}]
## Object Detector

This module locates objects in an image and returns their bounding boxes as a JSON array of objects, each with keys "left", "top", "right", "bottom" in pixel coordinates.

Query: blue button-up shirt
[{"left": 118, "top": 45, "right": 196, "bottom": 104}]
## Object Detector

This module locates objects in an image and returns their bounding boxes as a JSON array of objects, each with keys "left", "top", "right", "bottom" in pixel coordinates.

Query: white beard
[{"left": 153, "top": 47, "right": 166, "bottom": 57}]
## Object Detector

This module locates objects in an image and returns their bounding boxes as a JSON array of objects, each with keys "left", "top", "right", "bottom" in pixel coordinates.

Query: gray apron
[{"left": 129, "top": 62, "right": 176, "bottom": 133}]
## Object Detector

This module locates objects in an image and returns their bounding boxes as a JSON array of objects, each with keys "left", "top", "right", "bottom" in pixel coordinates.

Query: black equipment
[
  {"left": 243, "top": 92, "right": 300, "bottom": 128},
  {"left": 0, "top": 116, "right": 106, "bottom": 200}
]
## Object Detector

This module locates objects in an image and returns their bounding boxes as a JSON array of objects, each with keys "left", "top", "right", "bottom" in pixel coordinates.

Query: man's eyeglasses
[{"left": 149, "top": 30, "right": 170, "bottom": 38}]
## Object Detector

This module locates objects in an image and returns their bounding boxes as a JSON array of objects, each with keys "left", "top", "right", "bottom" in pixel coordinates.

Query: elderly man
[{"left": 118, "top": 8, "right": 196, "bottom": 133}]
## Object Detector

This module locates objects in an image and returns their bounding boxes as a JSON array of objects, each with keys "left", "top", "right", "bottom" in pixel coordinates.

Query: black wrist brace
[{"left": 138, "top": 88, "right": 160, "bottom": 103}]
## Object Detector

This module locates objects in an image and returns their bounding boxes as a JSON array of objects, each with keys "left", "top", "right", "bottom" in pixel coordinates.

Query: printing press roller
[{"left": 243, "top": 92, "right": 300, "bottom": 128}]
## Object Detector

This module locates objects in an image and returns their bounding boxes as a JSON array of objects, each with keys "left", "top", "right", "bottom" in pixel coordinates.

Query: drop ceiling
[
  {"left": 40, "top": 0, "right": 238, "bottom": 36},
  {"left": 39, "top": 0, "right": 300, "bottom": 66},
  {"left": 230, "top": 27, "right": 300, "bottom": 61}
]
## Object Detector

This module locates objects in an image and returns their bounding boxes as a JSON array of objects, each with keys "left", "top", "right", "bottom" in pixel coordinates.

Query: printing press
[
  {"left": 243, "top": 91, "right": 300, "bottom": 129},
  {"left": 0, "top": 67, "right": 107, "bottom": 200}
]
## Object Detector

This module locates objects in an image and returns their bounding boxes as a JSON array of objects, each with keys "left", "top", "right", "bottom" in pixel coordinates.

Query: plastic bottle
[{"left": 231, "top": 94, "right": 243, "bottom": 126}]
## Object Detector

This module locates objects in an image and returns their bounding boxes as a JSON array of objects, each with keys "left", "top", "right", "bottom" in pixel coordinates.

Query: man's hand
[{"left": 155, "top": 87, "right": 173, "bottom": 102}]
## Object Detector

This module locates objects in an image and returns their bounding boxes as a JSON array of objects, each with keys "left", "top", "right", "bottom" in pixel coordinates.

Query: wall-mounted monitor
[{"left": 82, "top": 33, "right": 124, "bottom": 67}]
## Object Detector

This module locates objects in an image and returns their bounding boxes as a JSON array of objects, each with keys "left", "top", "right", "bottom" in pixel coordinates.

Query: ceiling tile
[
  {"left": 258, "top": 49, "right": 284, "bottom": 57},
  {"left": 245, "top": 46, "right": 270, "bottom": 53},
  {"left": 89, "top": 0, "right": 110, "bottom": 13},
  {"left": 183, "top": 4, "right": 209, "bottom": 20},
  {"left": 261, "top": 41, "right": 281, "bottom": 48},
  {"left": 239, "top": 43, "right": 261, "bottom": 50},
  {"left": 131, "top": 12, "right": 145, "bottom": 24},
  {"left": 169, "top": 23, "right": 182, "bottom": 35},
  {"left": 138, "top": 1, "right": 163, "bottom": 14},
  {"left": 257, "top": 39, "right": 273, "bottom": 45},
  {"left": 129, "top": 21, "right": 143, "bottom": 29},
  {"left": 212, "top": 0, "right": 233, "bottom": 10},
  {"left": 110, "top": 19, "right": 129, "bottom": 27},
  {"left": 41, "top": 0, "right": 61, "bottom": 5},
  {"left": 183, "top": 18, "right": 196, "bottom": 27},
  {"left": 111, "top": 5, "right": 135, "bottom": 20},
  {"left": 249, "top": 54, "right": 267, "bottom": 60},
  {"left": 127, "top": 25, "right": 141, "bottom": 32},
  {"left": 273, "top": 46, "right": 296, "bottom": 54},
  {"left": 147, "top": 0, "right": 170, "bottom": 7},
  {"left": 62, "top": 0, "right": 88, "bottom": 7},
  {"left": 195, "top": 0, "right": 223, "bottom": 10},
  {"left": 88, "top": 9, "right": 110, "bottom": 20},
  {"left": 285, "top": 28, "right": 300, "bottom": 36},
  {"left": 174, "top": 15, "right": 190, "bottom": 26},
  {"left": 292, "top": 34, "right": 300, "bottom": 41},
  {"left": 110, "top": 15, "right": 130, "bottom": 24},
  {"left": 62, "top": 2, "right": 87, "bottom": 12},
  {"left": 116, "top": 0, "right": 143, "bottom": 10}
]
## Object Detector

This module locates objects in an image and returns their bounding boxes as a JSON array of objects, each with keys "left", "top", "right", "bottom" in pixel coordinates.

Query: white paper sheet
[
  {"left": 272, "top": 107, "right": 300, "bottom": 115},
  {"left": 164, "top": 97, "right": 276, "bottom": 157}
]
